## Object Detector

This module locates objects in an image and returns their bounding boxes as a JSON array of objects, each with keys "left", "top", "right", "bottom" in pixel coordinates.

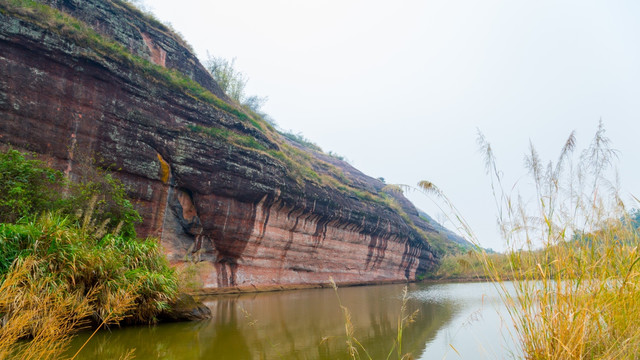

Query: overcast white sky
[{"left": 141, "top": 0, "right": 640, "bottom": 251}]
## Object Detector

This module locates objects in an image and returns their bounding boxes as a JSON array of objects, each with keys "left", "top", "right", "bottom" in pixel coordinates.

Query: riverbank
[
  {"left": 189, "top": 278, "right": 415, "bottom": 296},
  {"left": 185, "top": 271, "right": 499, "bottom": 296}
]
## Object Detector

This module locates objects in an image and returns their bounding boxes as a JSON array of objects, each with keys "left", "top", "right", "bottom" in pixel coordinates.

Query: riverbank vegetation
[
  {"left": 430, "top": 251, "right": 509, "bottom": 280},
  {"left": 0, "top": 149, "right": 177, "bottom": 359},
  {"left": 428, "top": 123, "right": 640, "bottom": 359}
]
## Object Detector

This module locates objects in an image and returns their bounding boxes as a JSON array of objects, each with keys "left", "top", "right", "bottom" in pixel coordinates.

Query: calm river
[{"left": 68, "top": 282, "right": 519, "bottom": 359}]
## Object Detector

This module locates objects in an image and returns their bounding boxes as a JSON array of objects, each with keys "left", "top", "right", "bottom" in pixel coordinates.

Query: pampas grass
[{"left": 423, "top": 122, "right": 640, "bottom": 359}]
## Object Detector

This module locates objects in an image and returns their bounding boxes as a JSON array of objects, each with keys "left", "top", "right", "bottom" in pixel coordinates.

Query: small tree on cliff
[
  {"left": 204, "top": 54, "right": 268, "bottom": 113},
  {"left": 205, "top": 55, "right": 247, "bottom": 102}
]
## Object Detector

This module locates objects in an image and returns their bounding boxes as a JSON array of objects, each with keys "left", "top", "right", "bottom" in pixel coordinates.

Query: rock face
[
  {"left": 0, "top": 0, "right": 441, "bottom": 292},
  {"left": 160, "top": 293, "right": 212, "bottom": 322}
]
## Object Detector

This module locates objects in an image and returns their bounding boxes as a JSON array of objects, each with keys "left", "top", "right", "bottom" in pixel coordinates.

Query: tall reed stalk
[
  {"left": 329, "top": 277, "right": 418, "bottom": 360},
  {"left": 422, "top": 122, "right": 640, "bottom": 359}
]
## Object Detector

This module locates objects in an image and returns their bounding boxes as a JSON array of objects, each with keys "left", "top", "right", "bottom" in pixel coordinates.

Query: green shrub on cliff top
[{"left": 187, "top": 124, "right": 267, "bottom": 151}]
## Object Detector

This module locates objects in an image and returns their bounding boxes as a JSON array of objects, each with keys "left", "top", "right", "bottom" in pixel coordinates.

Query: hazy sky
[{"left": 141, "top": 0, "right": 640, "bottom": 251}]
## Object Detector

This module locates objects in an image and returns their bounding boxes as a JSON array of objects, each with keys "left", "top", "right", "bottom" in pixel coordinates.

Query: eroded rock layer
[{"left": 0, "top": 0, "right": 439, "bottom": 292}]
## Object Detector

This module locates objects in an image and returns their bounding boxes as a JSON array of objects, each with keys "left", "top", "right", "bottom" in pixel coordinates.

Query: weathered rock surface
[
  {"left": 0, "top": 0, "right": 443, "bottom": 292},
  {"left": 39, "top": 0, "right": 228, "bottom": 100},
  {"left": 160, "top": 293, "right": 212, "bottom": 322}
]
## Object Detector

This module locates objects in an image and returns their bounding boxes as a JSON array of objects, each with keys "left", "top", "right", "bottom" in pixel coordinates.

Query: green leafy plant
[
  {"left": 0, "top": 149, "right": 177, "bottom": 324},
  {"left": 0, "top": 149, "right": 63, "bottom": 223},
  {"left": 0, "top": 148, "right": 177, "bottom": 359},
  {"left": 204, "top": 56, "right": 248, "bottom": 104}
]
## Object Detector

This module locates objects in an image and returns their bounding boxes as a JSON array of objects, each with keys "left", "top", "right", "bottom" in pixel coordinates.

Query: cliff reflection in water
[{"left": 68, "top": 283, "right": 476, "bottom": 359}]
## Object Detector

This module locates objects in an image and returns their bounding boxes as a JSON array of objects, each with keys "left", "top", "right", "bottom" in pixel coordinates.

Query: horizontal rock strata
[{"left": 0, "top": 0, "right": 439, "bottom": 292}]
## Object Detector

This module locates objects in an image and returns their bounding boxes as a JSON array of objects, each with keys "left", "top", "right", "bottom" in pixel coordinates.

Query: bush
[
  {"left": 64, "top": 164, "right": 142, "bottom": 238},
  {"left": 204, "top": 55, "right": 268, "bottom": 114},
  {"left": 0, "top": 149, "right": 63, "bottom": 223},
  {"left": 0, "top": 148, "right": 142, "bottom": 238},
  {"left": 0, "top": 148, "right": 177, "bottom": 325},
  {"left": 204, "top": 56, "right": 247, "bottom": 103},
  {"left": 0, "top": 214, "right": 176, "bottom": 324}
]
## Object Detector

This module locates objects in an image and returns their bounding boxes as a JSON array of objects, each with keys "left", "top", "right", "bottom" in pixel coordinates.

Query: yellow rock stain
[{"left": 157, "top": 153, "right": 170, "bottom": 184}]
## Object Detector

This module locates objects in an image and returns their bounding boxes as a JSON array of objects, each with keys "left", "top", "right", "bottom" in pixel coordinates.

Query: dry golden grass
[
  {"left": 482, "top": 125, "right": 640, "bottom": 359},
  {"left": 0, "top": 257, "right": 89, "bottom": 360},
  {"left": 0, "top": 257, "right": 139, "bottom": 360},
  {"left": 422, "top": 123, "right": 640, "bottom": 359},
  {"left": 0, "top": 163, "right": 176, "bottom": 358}
]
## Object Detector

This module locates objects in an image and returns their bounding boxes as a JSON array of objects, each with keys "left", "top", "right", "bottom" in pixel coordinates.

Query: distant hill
[{"left": 417, "top": 210, "right": 475, "bottom": 251}]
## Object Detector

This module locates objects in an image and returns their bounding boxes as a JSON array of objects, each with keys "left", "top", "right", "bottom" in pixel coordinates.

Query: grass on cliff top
[
  {"left": 0, "top": 0, "right": 350, "bottom": 184},
  {"left": 187, "top": 124, "right": 267, "bottom": 151},
  {"left": 0, "top": 148, "right": 177, "bottom": 359},
  {"left": 114, "top": 0, "right": 194, "bottom": 52}
]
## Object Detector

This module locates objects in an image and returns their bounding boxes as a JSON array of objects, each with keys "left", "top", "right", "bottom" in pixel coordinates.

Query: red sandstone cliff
[{"left": 0, "top": 0, "right": 446, "bottom": 292}]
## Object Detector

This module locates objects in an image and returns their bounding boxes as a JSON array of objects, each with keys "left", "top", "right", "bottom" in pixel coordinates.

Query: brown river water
[{"left": 67, "top": 281, "right": 518, "bottom": 359}]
